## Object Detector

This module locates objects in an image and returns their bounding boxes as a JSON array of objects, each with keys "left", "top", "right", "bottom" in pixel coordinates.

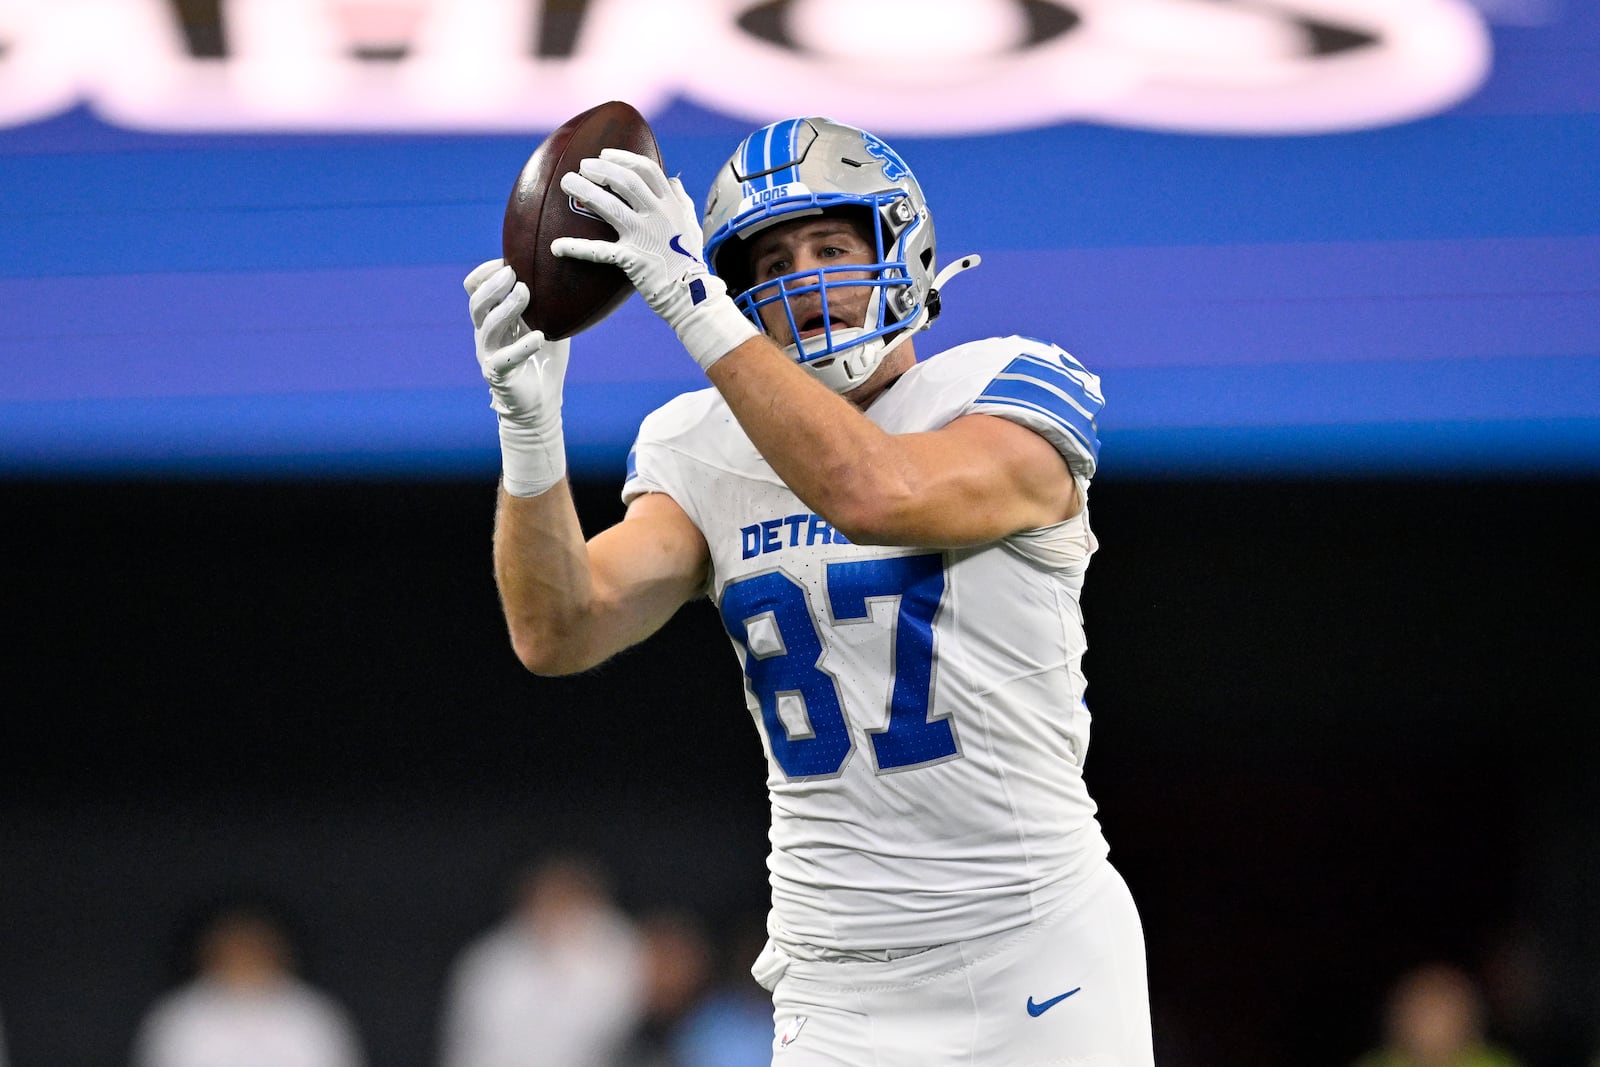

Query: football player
[{"left": 465, "top": 117, "right": 1154, "bottom": 1065}]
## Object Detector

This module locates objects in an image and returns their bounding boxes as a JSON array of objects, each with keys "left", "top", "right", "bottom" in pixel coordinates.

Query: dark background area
[{"left": 2, "top": 474, "right": 1595, "bottom": 1067}]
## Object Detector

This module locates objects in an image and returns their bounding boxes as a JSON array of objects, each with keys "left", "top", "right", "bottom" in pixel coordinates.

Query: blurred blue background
[{"left": 3, "top": 0, "right": 1595, "bottom": 479}]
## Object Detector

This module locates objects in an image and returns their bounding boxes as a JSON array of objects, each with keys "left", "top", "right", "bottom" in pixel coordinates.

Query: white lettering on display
[{"left": 0, "top": 0, "right": 1491, "bottom": 134}]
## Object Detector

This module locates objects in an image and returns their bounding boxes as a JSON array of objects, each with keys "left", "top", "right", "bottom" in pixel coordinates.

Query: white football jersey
[{"left": 623, "top": 335, "right": 1111, "bottom": 953}]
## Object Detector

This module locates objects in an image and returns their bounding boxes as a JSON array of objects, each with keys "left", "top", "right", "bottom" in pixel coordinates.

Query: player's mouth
[{"left": 798, "top": 313, "right": 848, "bottom": 340}]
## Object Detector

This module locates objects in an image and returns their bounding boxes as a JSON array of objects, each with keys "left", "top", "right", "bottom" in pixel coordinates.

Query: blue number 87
[{"left": 718, "top": 554, "right": 957, "bottom": 779}]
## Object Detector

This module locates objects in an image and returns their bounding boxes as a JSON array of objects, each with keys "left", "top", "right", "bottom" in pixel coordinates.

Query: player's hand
[
  {"left": 467, "top": 258, "right": 569, "bottom": 422},
  {"left": 552, "top": 149, "right": 755, "bottom": 371},
  {"left": 465, "top": 258, "right": 570, "bottom": 495},
  {"left": 550, "top": 149, "right": 710, "bottom": 322}
]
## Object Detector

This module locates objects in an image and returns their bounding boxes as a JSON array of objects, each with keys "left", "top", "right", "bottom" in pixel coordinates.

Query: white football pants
[{"left": 756, "top": 860, "right": 1153, "bottom": 1066}]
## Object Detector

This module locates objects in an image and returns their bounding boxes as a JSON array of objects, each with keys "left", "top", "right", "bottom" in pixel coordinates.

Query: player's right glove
[
  {"left": 551, "top": 149, "right": 758, "bottom": 372},
  {"left": 466, "top": 258, "right": 571, "bottom": 497}
]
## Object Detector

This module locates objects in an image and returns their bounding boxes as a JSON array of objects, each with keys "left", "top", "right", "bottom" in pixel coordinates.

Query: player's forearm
[
  {"left": 492, "top": 481, "right": 605, "bottom": 675},
  {"left": 707, "top": 338, "right": 1080, "bottom": 546},
  {"left": 707, "top": 336, "right": 920, "bottom": 542}
]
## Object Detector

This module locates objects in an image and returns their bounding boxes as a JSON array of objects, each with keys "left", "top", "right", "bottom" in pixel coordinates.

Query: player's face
[{"left": 745, "top": 214, "right": 877, "bottom": 347}]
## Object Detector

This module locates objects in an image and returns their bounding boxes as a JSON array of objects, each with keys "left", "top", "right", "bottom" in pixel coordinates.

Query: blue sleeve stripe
[
  {"left": 1019, "top": 341, "right": 1095, "bottom": 376},
  {"left": 624, "top": 446, "right": 639, "bottom": 482},
  {"left": 976, "top": 380, "right": 1100, "bottom": 461},
  {"left": 977, "top": 393, "right": 1099, "bottom": 462},
  {"left": 995, "top": 367, "right": 1102, "bottom": 426},
  {"left": 1002, "top": 353, "right": 1105, "bottom": 412}
]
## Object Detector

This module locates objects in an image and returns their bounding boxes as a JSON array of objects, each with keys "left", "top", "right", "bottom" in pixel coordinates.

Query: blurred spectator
[
  {"left": 1354, "top": 962, "right": 1524, "bottom": 1067},
  {"left": 131, "top": 900, "right": 365, "bottom": 1067},
  {"left": 668, "top": 915, "right": 774, "bottom": 1067},
  {"left": 439, "top": 853, "right": 645, "bottom": 1067},
  {"left": 612, "top": 910, "right": 716, "bottom": 1066}
]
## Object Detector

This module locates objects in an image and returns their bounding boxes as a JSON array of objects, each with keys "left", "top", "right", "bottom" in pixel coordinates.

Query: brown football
[{"left": 501, "top": 100, "right": 663, "bottom": 340}]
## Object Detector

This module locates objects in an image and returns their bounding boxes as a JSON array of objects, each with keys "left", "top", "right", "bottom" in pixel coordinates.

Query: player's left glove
[
  {"left": 466, "top": 258, "right": 571, "bottom": 497},
  {"left": 551, "top": 149, "right": 757, "bottom": 372}
]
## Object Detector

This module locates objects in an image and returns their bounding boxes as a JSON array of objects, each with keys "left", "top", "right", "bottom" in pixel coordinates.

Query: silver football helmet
[{"left": 702, "top": 117, "right": 976, "bottom": 394}]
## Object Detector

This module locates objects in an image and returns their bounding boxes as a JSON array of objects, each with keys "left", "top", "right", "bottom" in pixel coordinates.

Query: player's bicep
[{"left": 584, "top": 491, "right": 710, "bottom": 653}]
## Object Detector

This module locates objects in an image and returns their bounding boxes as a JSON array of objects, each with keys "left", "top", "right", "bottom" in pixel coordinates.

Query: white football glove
[
  {"left": 465, "top": 258, "right": 571, "bottom": 497},
  {"left": 552, "top": 149, "right": 757, "bottom": 371}
]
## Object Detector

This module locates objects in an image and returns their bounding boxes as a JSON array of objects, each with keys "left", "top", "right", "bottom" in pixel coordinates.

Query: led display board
[{"left": 1, "top": 0, "right": 1595, "bottom": 478}]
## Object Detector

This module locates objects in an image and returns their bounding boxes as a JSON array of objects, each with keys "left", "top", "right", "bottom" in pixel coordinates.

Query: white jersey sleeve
[
  {"left": 890, "top": 335, "right": 1103, "bottom": 480},
  {"left": 621, "top": 386, "right": 726, "bottom": 512}
]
